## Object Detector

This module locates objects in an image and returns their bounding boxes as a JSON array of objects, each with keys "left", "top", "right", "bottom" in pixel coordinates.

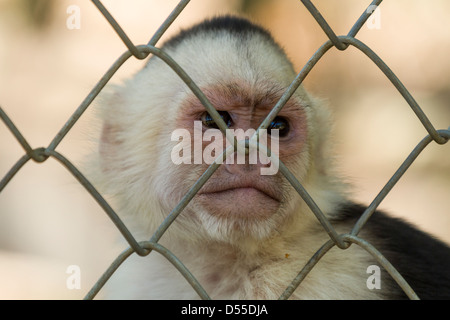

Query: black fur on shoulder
[{"left": 335, "top": 202, "right": 450, "bottom": 299}]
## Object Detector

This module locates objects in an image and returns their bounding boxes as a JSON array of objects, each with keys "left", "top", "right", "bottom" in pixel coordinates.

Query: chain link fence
[{"left": 1, "top": 0, "right": 449, "bottom": 300}]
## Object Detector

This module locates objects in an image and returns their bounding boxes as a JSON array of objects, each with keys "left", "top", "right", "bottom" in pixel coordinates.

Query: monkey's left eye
[
  {"left": 268, "top": 117, "right": 290, "bottom": 137},
  {"left": 201, "top": 111, "right": 232, "bottom": 129}
]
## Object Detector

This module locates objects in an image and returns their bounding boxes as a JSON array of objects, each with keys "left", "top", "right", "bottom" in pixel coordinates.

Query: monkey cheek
[{"left": 195, "top": 188, "right": 280, "bottom": 221}]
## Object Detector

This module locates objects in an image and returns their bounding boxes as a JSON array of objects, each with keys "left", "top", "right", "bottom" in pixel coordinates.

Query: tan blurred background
[{"left": 0, "top": 0, "right": 449, "bottom": 299}]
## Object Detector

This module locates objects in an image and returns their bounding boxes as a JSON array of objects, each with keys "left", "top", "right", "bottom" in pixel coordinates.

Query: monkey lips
[{"left": 196, "top": 177, "right": 282, "bottom": 220}]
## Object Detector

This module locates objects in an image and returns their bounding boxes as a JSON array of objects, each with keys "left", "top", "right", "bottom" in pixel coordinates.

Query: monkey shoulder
[{"left": 333, "top": 202, "right": 450, "bottom": 299}]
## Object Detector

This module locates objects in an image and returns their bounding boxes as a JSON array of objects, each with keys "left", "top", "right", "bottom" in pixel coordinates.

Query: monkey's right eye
[{"left": 201, "top": 111, "right": 232, "bottom": 129}]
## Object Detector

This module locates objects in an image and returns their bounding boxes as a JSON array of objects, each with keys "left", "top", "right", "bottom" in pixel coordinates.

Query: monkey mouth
[
  {"left": 197, "top": 179, "right": 281, "bottom": 202},
  {"left": 195, "top": 181, "right": 281, "bottom": 220}
]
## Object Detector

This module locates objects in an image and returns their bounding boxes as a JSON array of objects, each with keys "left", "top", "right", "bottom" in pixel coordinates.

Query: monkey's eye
[
  {"left": 268, "top": 117, "right": 290, "bottom": 137},
  {"left": 201, "top": 111, "right": 232, "bottom": 129}
]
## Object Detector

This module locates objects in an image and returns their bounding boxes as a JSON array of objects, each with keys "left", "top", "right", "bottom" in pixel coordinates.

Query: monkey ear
[
  {"left": 100, "top": 122, "right": 121, "bottom": 158},
  {"left": 97, "top": 88, "right": 125, "bottom": 171}
]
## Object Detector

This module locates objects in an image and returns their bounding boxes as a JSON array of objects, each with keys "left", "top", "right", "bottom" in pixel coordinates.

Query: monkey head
[{"left": 96, "top": 16, "right": 342, "bottom": 245}]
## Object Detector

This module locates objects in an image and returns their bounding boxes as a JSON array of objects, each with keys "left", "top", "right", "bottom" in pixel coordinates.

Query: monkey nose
[{"left": 223, "top": 138, "right": 271, "bottom": 174}]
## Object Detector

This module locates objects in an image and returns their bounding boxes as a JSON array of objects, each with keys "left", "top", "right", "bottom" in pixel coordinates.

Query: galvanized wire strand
[
  {"left": 256, "top": 40, "right": 334, "bottom": 133},
  {"left": 84, "top": 241, "right": 210, "bottom": 300},
  {"left": 47, "top": 0, "right": 194, "bottom": 153},
  {"left": 84, "top": 244, "right": 135, "bottom": 300},
  {"left": 300, "top": 0, "right": 347, "bottom": 50},
  {"left": 0, "top": 153, "right": 30, "bottom": 193},
  {"left": 278, "top": 161, "right": 348, "bottom": 249},
  {"left": 47, "top": 38, "right": 233, "bottom": 159},
  {"left": 48, "top": 149, "right": 148, "bottom": 257},
  {"left": 338, "top": 36, "right": 447, "bottom": 145},
  {"left": 147, "top": 0, "right": 191, "bottom": 47},
  {"left": 0, "top": 144, "right": 147, "bottom": 257},
  {"left": 137, "top": 46, "right": 230, "bottom": 136},
  {"left": 0, "top": 58, "right": 148, "bottom": 256},
  {"left": 149, "top": 162, "right": 221, "bottom": 244},
  {"left": 342, "top": 235, "right": 419, "bottom": 300},
  {"left": 92, "top": 0, "right": 191, "bottom": 56},
  {"left": 46, "top": 50, "right": 134, "bottom": 153},
  {"left": 0, "top": 108, "right": 48, "bottom": 191},
  {"left": 255, "top": 0, "right": 384, "bottom": 133},
  {"left": 279, "top": 236, "right": 335, "bottom": 300},
  {"left": 298, "top": 1, "right": 446, "bottom": 143},
  {"left": 0, "top": 107, "right": 35, "bottom": 157},
  {"left": 347, "top": 0, "right": 384, "bottom": 38},
  {"left": 90, "top": 0, "right": 235, "bottom": 145},
  {"left": 301, "top": 0, "right": 384, "bottom": 50},
  {"left": 91, "top": 0, "right": 147, "bottom": 60},
  {"left": 352, "top": 129, "right": 450, "bottom": 236},
  {"left": 279, "top": 234, "right": 420, "bottom": 300}
]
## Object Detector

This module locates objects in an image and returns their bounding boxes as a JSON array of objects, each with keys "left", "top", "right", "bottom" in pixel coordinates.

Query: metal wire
[{"left": 1, "top": 0, "right": 449, "bottom": 300}]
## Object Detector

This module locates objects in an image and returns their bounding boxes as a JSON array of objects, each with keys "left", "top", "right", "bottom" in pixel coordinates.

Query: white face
[
  {"left": 161, "top": 79, "right": 310, "bottom": 242},
  {"left": 98, "top": 28, "right": 317, "bottom": 243}
]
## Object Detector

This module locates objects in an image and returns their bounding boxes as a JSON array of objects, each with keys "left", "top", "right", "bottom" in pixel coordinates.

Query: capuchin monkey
[{"left": 93, "top": 15, "right": 450, "bottom": 299}]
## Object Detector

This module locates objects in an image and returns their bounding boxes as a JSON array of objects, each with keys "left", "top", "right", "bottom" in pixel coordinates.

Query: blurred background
[{"left": 0, "top": 0, "right": 449, "bottom": 299}]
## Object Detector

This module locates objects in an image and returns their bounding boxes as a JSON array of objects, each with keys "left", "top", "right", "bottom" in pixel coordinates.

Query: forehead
[
  {"left": 154, "top": 19, "right": 309, "bottom": 122},
  {"left": 162, "top": 29, "right": 296, "bottom": 89},
  {"left": 179, "top": 80, "right": 307, "bottom": 119}
]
